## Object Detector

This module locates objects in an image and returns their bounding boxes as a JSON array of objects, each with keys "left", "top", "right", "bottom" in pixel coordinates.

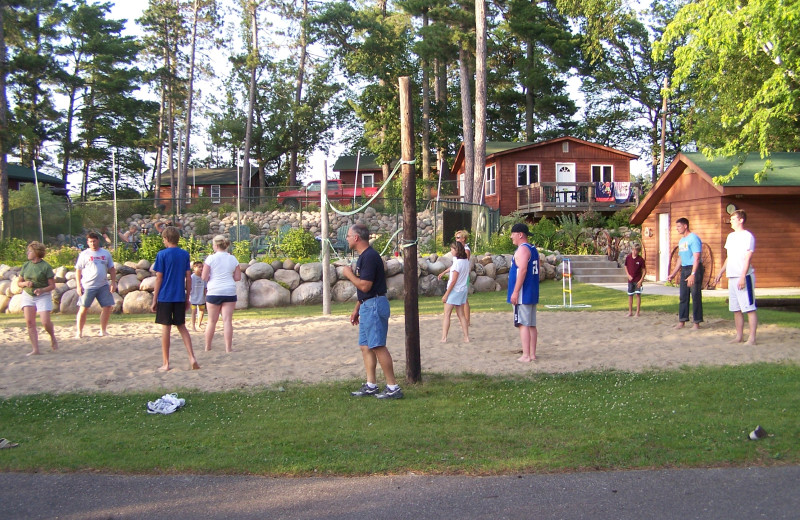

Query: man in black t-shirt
[{"left": 341, "top": 224, "right": 403, "bottom": 399}]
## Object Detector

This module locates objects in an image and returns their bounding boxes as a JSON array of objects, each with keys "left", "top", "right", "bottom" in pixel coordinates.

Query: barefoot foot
[
  {"left": 190, "top": 361, "right": 200, "bottom": 370},
  {"left": 673, "top": 323, "right": 685, "bottom": 329},
  {"left": 51, "top": 339, "right": 58, "bottom": 351},
  {"left": 691, "top": 323, "right": 701, "bottom": 330},
  {"left": 97, "top": 330, "right": 108, "bottom": 337},
  {"left": 517, "top": 356, "right": 532, "bottom": 363},
  {"left": 158, "top": 364, "right": 170, "bottom": 372},
  {"left": 626, "top": 312, "right": 632, "bottom": 317},
  {"left": 27, "top": 350, "right": 41, "bottom": 356}
]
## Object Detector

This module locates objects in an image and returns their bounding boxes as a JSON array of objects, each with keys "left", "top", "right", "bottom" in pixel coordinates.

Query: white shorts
[
  {"left": 513, "top": 304, "right": 537, "bottom": 327},
  {"left": 729, "top": 274, "right": 757, "bottom": 313},
  {"left": 20, "top": 291, "right": 54, "bottom": 313}
]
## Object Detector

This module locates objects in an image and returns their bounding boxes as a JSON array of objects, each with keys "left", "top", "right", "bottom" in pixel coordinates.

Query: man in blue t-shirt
[
  {"left": 341, "top": 223, "right": 402, "bottom": 399},
  {"left": 667, "top": 217, "right": 704, "bottom": 329},
  {"left": 151, "top": 226, "right": 200, "bottom": 371},
  {"left": 507, "top": 223, "right": 540, "bottom": 362}
]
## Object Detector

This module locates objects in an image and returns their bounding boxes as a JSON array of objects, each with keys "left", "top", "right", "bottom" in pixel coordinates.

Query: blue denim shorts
[
  {"left": 79, "top": 285, "right": 115, "bottom": 308},
  {"left": 358, "top": 295, "right": 390, "bottom": 349}
]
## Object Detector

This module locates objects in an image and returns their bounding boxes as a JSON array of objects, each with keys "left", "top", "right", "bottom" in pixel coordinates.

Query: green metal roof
[
  {"left": 485, "top": 141, "right": 533, "bottom": 155},
  {"left": 332, "top": 154, "right": 396, "bottom": 171},
  {"left": 684, "top": 152, "right": 800, "bottom": 186},
  {"left": 159, "top": 167, "right": 241, "bottom": 185},
  {"left": 8, "top": 163, "right": 66, "bottom": 185}
]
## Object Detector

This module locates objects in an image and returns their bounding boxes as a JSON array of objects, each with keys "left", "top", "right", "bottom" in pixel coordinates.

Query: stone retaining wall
[{"left": 0, "top": 252, "right": 564, "bottom": 315}]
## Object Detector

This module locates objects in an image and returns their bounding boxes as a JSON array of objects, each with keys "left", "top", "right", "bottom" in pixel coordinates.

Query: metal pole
[
  {"left": 32, "top": 160, "right": 44, "bottom": 243},
  {"left": 352, "top": 150, "right": 361, "bottom": 207},
  {"left": 237, "top": 148, "right": 241, "bottom": 238},
  {"left": 399, "top": 76, "right": 421, "bottom": 384},
  {"left": 112, "top": 150, "right": 118, "bottom": 251},
  {"left": 321, "top": 160, "right": 331, "bottom": 315}
]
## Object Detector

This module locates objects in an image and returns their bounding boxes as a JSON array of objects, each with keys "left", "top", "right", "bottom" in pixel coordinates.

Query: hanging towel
[
  {"left": 613, "top": 182, "right": 631, "bottom": 203},
  {"left": 595, "top": 182, "right": 614, "bottom": 202}
]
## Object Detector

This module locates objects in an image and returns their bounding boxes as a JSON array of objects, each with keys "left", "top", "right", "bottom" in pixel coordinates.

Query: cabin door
[
  {"left": 658, "top": 213, "right": 670, "bottom": 280},
  {"left": 555, "top": 163, "right": 576, "bottom": 203}
]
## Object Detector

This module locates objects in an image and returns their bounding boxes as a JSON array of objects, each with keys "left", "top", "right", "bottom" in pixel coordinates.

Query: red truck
[{"left": 276, "top": 179, "right": 379, "bottom": 209}]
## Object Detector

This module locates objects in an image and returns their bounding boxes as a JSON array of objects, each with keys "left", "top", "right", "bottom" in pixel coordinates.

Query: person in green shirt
[{"left": 18, "top": 241, "right": 58, "bottom": 356}]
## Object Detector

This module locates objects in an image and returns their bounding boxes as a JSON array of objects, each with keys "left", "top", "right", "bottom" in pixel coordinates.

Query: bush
[
  {"left": 112, "top": 244, "right": 137, "bottom": 264},
  {"left": 194, "top": 216, "right": 210, "bottom": 236},
  {"left": 247, "top": 221, "right": 260, "bottom": 235},
  {"left": 606, "top": 207, "right": 636, "bottom": 229},
  {"left": 279, "top": 228, "right": 320, "bottom": 259},
  {"left": 0, "top": 238, "right": 29, "bottom": 264},
  {"left": 44, "top": 246, "right": 80, "bottom": 268},
  {"left": 138, "top": 233, "right": 166, "bottom": 263},
  {"left": 531, "top": 217, "right": 558, "bottom": 251},
  {"left": 186, "top": 196, "right": 214, "bottom": 214},
  {"left": 217, "top": 203, "right": 236, "bottom": 218},
  {"left": 179, "top": 235, "right": 212, "bottom": 263},
  {"left": 232, "top": 240, "right": 251, "bottom": 262},
  {"left": 487, "top": 228, "right": 515, "bottom": 254}
]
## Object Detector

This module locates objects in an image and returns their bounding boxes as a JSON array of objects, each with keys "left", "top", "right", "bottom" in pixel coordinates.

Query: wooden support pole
[
  {"left": 399, "top": 76, "right": 421, "bottom": 384},
  {"left": 321, "top": 160, "right": 331, "bottom": 315}
]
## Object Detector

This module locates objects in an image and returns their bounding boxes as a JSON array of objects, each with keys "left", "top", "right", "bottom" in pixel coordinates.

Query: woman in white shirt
[
  {"left": 441, "top": 241, "right": 470, "bottom": 343},
  {"left": 202, "top": 235, "right": 242, "bottom": 352}
]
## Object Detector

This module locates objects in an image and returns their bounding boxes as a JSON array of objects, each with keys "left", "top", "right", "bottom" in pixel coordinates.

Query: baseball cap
[{"left": 510, "top": 223, "right": 532, "bottom": 235}]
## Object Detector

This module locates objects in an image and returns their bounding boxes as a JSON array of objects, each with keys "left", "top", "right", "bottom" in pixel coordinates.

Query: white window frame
[
  {"left": 516, "top": 163, "right": 540, "bottom": 187},
  {"left": 362, "top": 173, "right": 375, "bottom": 188},
  {"left": 485, "top": 164, "right": 496, "bottom": 196},
  {"left": 591, "top": 165, "right": 614, "bottom": 183},
  {"left": 210, "top": 185, "right": 221, "bottom": 203}
]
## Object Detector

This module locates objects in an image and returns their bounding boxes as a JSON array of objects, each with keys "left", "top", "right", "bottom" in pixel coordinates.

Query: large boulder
[
  {"left": 0, "top": 279, "right": 10, "bottom": 297},
  {"left": 386, "top": 273, "right": 405, "bottom": 300},
  {"left": 541, "top": 260, "right": 556, "bottom": 280},
  {"left": 472, "top": 275, "right": 498, "bottom": 293},
  {"left": 139, "top": 276, "right": 157, "bottom": 292},
  {"left": 492, "top": 255, "right": 509, "bottom": 274},
  {"left": 136, "top": 259, "right": 152, "bottom": 270},
  {"left": 245, "top": 262, "right": 274, "bottom": 281},
  {"left": 122, "top": 290, "right": 153, "bottom": 314},
  {"left": 385, "top": 258, "right": 403, "bottom": 277},
  {"left": 496, "top": 273, "right": 509, "bottom": 290},
  {"left": 0, "top": 294, "right": 9, "bottom": 313},
  {"left": 135, "top": 269, "right": 152, "bottom": 281},
  {"left": 235, "top": 279, "right": 249, "bottom": 310},
  {"left": 274, "top": 269, "right": 301, "bottom": 290},
  {"left": 249, "top": 279, "right": 291, "bottom": 308},
  {"left": 59, "top": 289, "right": 80, "bottom": 314},
  {"left": 6, "top": 293, "right": 24, "bottom": 314},
  {"left": 54, "top": 266, "right": 69, "bottom": 283},
  {"left": 299, "top": 262, "right": 323, "bottom": 282},
  {"left": 291, "top": 281, "right": 323, "bottom": 305},
  {"left": 332, "top": 280, "right": 357, "bottom": 302},
  {"left": 117, "top": 274, "right": 141, "bottom": 296},
  {"left": 418, "top": 274, "right": 446, "bottom": 297},
  {"left": 483, "top": 262, "right": 497, "bottom": 279},
  {"left": 426, "top": 260, "right": 447, "bottom": 276}
]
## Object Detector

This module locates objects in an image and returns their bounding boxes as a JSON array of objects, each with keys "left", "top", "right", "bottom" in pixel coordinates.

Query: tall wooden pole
[
  {"left": 659, "top": 77, "right": 668, "bottom": 180},
  {"left": 399, "top": 76, "right": 421, "bottom": 384},
  {"left": 321, "top": 160, "right": 331, "bottom": 315}
]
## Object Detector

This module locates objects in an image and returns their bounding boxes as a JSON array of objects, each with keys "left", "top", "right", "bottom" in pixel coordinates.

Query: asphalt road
[{"left": 2, "top": 465, "right": 798, "bottom": 519}]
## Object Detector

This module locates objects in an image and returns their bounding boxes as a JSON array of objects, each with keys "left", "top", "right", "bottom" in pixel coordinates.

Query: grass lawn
[{"left": 1, "top": 281, "right": 798, "bottom": 476}]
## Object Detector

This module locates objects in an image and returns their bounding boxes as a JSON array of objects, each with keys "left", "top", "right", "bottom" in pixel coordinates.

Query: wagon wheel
[
  {"left": 616, "top": 236, "right": 643, "bottom": 267},
  {"left": 668, "top": 243, "right": 715, "bottom": 289},
  {"left": 593, "top": 229, "right": 611, "bottom": 257}
]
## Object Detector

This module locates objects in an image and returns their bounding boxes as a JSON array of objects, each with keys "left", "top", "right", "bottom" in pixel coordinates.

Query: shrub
[
  {"left": 179, "top": 235, "right": 212, "bottom": 263},
  {"left": 606, "top": 207, "right": 636, "bottom": 229},
  {"left": 217, "top": 203, "right": 236, "bottom": 218},
  {"left": 138, "top": 233, "right": 166, "bottom": 263},
  {"left": 247, "top": 221, "right": 260, "bottom": 235},
  {"left": 112, "top": 244, "right": 137, "bottom": 264},
  {"left": 487, "top": 228, "right": 515, "bottom": 254},
  {"left": 279, "top": 228, "right": 320, "bottom": 259},
  {"left": 186, "top": 196, "right": 213, "bottom": 214},
  {"left": 44, "top": 246, "right": 80, "bottom": 268},
  {"left": 194, "top": 216, "right": 210, "bottom": 236},
  {"left": 531, "top": 217, "right": 558, "bottom": 251},
  {"left": 232, "top": 240, "right": 251, "bottom": 262},
  {"left": 0, "top": 238, "right": 29, "bottom": 264}
]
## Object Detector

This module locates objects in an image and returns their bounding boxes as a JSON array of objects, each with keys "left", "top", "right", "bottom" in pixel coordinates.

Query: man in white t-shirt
[{"left": 714, "top": 209, "right": 757, "bottom": 345}]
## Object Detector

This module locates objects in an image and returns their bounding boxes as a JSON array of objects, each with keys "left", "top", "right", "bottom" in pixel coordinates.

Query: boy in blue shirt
[{"left": 151, "top": 226, "right": 200, "bottom": 371}]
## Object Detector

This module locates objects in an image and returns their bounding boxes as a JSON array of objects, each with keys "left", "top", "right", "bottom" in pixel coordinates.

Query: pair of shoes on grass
[
  {"left": 350, "top": 383, "right": 403, "bottom": 399},
  {"left": 147, "top": 393, "right": 186, "bottom": 415}
]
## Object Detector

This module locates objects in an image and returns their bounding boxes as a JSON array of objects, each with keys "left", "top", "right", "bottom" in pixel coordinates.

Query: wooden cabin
[
  {"left": 630, "top": 152, "right": 800, "bottom": 288},
  {"left": 157, "top": 167, "right": 258, "bottom": 210},
  {"left": 332, "top": 154, "right": 394, "bottom": 189},
  {"left": 8, "top": 163, "right": 69, "bottom": 197},
  {"left": 450, "top": 137, "right": 639, "bottom": 217}
]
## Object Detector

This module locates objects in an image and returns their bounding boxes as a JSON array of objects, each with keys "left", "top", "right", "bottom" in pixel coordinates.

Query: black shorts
[
  {"left": 155, "top": 301, "right": 187, "bottom": 326},
  {"left": 206, "top": 294, "right": 237, "bottom": 305}
]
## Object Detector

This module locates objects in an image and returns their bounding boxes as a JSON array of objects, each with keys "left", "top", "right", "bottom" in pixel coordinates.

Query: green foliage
[
  {"left": 186, "top": 197, "right": 214, "bottom": 214},
  {"left": 531, "top": 217, "right": 558, "bottom": 251},
  {"left": 606, "top": 207, "right": 636, "bottom": 229},
  {"left": 217, "top": 203, "right": 236, "bottom": 218},
  {"left": 488, "top": 228, "right": 515, "bottom": 254},
  {"left": 0, "top": 238, "right": 29, "bottom": 264},
  {"left": 193, "top": 216, "right": 210, "bottom": 236},
  {"left": 137, "top": 233, "right": 166, "bottom": 263},
  {"left": 43, "top": 246, "right": 80, "bottom": 268},
  {"left": 8, "top": 185, "right": 73, "bottom": 237},
  {"left": 556, "top": 214, "right": 592, "bottom": 255},
  {"left": 231, "top": 240, "right": 251, "bottom": 263},
  {"left": 279, "top": 228, "right": 320, "bottom": 259},
  {"left": 179, "top": 235, "right": 212, "bottom": 263},
  {"left": 577, "top": 209, "right": 606, "bottom": 230},
  {"left": 247, "top": 222, "right": 260, "bottom": 235},
  {"left": 111, "top": 244, "right": 137, "bottom": 264}
]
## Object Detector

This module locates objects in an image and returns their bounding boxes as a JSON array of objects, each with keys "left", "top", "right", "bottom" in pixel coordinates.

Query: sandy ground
[{"left": 2, "top": 311, "right": 799, "bottom": 397}]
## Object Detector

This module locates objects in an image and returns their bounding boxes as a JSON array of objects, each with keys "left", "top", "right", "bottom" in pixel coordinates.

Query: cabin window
[
  {"left": 362, "top": 173, "right": 374, "bottom": 188},
  {"left": 198, "top": 187, "right": 205, "bottom": 197},
  {"left": 485, "top": 165, "right": 496, "bottom": 196},
  {"left": 211, "top": 185, "right": 221, "bottom": 203},
  {"left": 562, "top": 142, "right": 569, "bottom": 153},
  {"left": 591, "top": 165, "right": 613, "bottom": 183},
  {"left": 517, "top": 164, "right": 539, "bottom": 186}
]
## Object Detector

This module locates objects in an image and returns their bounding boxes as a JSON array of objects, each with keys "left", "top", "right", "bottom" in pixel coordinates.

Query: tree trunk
[
  {"left": 181, "top": 0, "right": 201, "bottom": 213},
  {"left": 0, "top": 3, "right": 8, "bottom": 236},
  {"left": 434, "top": 58, "right": 449, "bottom": 187},
  {"left": 154, "top": 87, "right": 165, "bottom": 207},
  {"left": 458, "top": 46, "right": 474, "bottom": 203},
  {"left": 473, "top": 0, "right": 487, "bottom": 202},
  {"left": 242, "top": 1, "right": 259, "bottom": 202},
  {"left": 524, "top": 40, "right": 535, "bottom": 141},
  {"left": 288, "top": 0, "right": 308, "bottom": 188},
  {"left": 420, "top": 9, "right": 431, "bottom": 181}
]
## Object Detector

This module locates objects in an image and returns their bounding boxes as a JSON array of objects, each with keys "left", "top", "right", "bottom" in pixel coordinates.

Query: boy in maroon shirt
[{"left": 624, "top": 244, "right": 646, "bottom": 317}]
